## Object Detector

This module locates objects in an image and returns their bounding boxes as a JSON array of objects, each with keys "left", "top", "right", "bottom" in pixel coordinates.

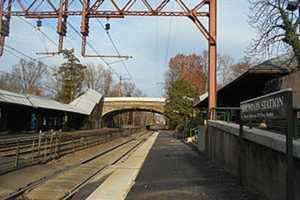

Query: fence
[
  {"left": 211, "top": 107, "right": 240, "bottom": 123},
  {"left": 0, "top": 127, "right": 145, "bottom": 174}
]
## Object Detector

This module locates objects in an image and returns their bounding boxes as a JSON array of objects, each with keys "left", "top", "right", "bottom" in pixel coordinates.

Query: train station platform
[{"left": 125, "top": 131, "right": 262, "bottom": 200}]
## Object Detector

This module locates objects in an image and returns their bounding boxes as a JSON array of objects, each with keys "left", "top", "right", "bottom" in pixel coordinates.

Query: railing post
[
  {"left": 54, "top": 134, "right": 58, "bottom": 159},
  {"left": 238, "top": 114, "right": 244, "bottom": 185},
  {"left": 57, "top": 133, "right": 61, "bottom": 158},
  {"left": 49, "top": 131, "right": 54, "bottom": 159},
  {"left": 73, "top": 137, "right": 76, "bottom": 153},
  {"left": 37, "top": 131, "right": 42, "bottom": 158},
  {"left": 85, "top": 136, "right": 88, "bottom": 148},
  {"left": 31, "top": 137, "right": 35, "bottom": 162},
  {"left": 80, "top": 137, "right": 84, "bottom": 149},
  {"left": 97, "top": 134, "right": 101, "bottom": 145},
  {"left": 43, "top": 136, "right": 48, "bottom": 162},
  {"left": 15, "top": 139, "right": 20, "bottom": 169}
]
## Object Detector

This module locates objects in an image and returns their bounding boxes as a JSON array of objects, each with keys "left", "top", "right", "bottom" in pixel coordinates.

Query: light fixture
[
  {"left": 36, "top": 19, "right": 42, "bottom": 30},
  {"left": 287, "top": 1, "right": 299, "bottom": 11}
]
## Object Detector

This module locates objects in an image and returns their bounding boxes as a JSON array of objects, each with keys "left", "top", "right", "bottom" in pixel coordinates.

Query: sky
[{"left": 0, "top": 1, "right": 255, "bottom": 97}]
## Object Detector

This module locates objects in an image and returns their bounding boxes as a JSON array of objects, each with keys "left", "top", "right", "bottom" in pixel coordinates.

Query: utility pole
[{"left": 208, "top": 0, "right": 217, "bottom": 120}]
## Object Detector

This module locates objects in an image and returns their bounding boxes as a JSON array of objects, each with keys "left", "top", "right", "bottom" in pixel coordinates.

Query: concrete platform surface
[
  {"left": 125, "top": 131, "right": 265, "bottom": 200},
  {"left": 86, "top": 132, "right": 159, "bottom": 200}
]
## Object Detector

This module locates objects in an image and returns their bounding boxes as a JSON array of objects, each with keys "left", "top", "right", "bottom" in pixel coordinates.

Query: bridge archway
[{"left": 102, "top": 97, "right": 167, "bottom": 128}]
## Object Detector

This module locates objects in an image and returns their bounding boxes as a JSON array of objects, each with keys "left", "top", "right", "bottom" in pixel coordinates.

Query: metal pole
[
  {"left": 43, "top": 136, "right": 48, "bottom": 162},
  {"left": 15, "top": 139, "right": 20, "bottom": 169},
  {"left": 132, "top": 112, "right": 135, "bottom": 128},
  {"left": 286, "top": 92, "right": 295, "bottom": 200},
  {"left": 31, "top": 137, "right": 35, "bottom": 161},
  {"left": 37, "top": 131, "right": 42, "bottom": 158},
  {"left": 298, "top": 4, "right": 300, "bottom": 35},
  {"left": 208, "top": 0, "right": 217, "bottom": 120},
  {"left": 238, "top": 118, "right": 244, "bottom": 185}
]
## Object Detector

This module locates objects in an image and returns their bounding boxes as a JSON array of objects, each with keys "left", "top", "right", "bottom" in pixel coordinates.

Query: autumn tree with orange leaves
[{"left": 165, "top": 53, "right": 207, "bottom": 96}]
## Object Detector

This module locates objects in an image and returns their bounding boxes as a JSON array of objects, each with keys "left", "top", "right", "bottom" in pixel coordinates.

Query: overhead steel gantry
[{"left": 0, "top": 0, "right": 217, "bottom": 119}]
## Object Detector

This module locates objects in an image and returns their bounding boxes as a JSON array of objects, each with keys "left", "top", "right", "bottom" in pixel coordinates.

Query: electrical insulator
[
  {"left": 105, "top": 23, "right": 110, "bottom": 31},
  {"left": 1, "top": 19, "right": 10, "bottom": 37},
  {"left": 36, "top": 19, "right": 42, "bottom": 30}
]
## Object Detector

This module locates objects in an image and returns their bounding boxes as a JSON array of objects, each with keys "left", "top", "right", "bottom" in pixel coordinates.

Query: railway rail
[
  {"left": 1, "top": 130, "right": 151, "bottom": 200},
  {"left": 0, "top": 127, "right": 145, "bottom": 174}
]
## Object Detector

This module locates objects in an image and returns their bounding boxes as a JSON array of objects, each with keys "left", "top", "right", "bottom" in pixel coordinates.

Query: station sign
[
  {"left": 240, "top": 89, "right": 293, "bottom": 121},
  {"left": 240, "top": 89, "right": 295, "bottom": 200}
]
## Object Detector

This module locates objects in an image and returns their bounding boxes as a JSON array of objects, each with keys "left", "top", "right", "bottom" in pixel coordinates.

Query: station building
[
  {"left": 193, "top": 56, "right": 300, "bottom": 136},
  {"left": 194, "top": 56, "right": 295, "bottom": 109},
  {"left": 0, "top": 89, "right": 103, "bottom": 133}
]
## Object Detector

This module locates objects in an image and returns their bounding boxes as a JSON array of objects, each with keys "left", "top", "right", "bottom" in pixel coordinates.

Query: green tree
[
  {"left": 165, "top": 80, "right": 196, "bottom": 129},
  {"left": 55, "top": 49, "right": 86, "bottom": 103}
]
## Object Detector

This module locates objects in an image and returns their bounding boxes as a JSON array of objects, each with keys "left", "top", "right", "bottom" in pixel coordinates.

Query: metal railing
[
  {"left": 0, "top": 127, "right": 145, "bottom": 174},
  {"left": 209, "top": 107, "right": 300, "bottom": 139},
  {"left": 211, "top": 107, "right": 241, "bottom": 123},
  {"left": 295, "top": 108, "right": 300, "bottom": 139}
]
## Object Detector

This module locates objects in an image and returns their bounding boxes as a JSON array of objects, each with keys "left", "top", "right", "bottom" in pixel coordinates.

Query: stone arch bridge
[{"left": 102, "top": 97, "right": 166, "bottom": 118}]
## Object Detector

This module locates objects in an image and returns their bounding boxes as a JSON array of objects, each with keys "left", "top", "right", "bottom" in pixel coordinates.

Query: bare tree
[
  {"left": 122, "top": 80, "right": 143, "bottom": 97},
  {"left": 1, "top": 59, "right": 48, "bottom": 95},
  {"left": 229, "top": 57, "right": 252, "bottom": 80},
  {"left": 0, "top": 71, "right": 21, "bottom": 92},
  {"left": 248, "top": 0, "right": 300, "bottom": 71},
  {"left": 108, "top": 80, "right": 143, "bottom": 97},
  {"left": 199, "top": 50, "right": 209, "bottom": 89},
  {"left": 84, "top": 64, "right": 113, "bottom": 95},
  {"left": 218, "top": 54, "right": 235, "bottom": 86}
]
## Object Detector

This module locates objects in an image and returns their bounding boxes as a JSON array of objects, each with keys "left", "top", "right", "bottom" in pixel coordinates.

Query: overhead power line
[
  {"left": 4, "top": 47, "right": 24, "bottom": 60},
  {"left": 17, "top": 17, "right": 58, "bottom": 47},
  {"left": 96, "top": 19, "right": 136, "bottom": 85},
  {"left": 67, "top": 21, "right": 121, "bottom": 78},
  {"left": 4, "top": 44, "right": 56, "bottom": 71},
  {"left": 5, "top": 44, "right": 36, "bottom": 61},
  {"left": 17, "top": 16, "right": 135, "bottom": 85}
]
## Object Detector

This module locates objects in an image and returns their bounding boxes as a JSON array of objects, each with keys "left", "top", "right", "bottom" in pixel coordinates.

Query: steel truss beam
[{"left": 0, "top": 0, "right": 217, "bottom": 119}]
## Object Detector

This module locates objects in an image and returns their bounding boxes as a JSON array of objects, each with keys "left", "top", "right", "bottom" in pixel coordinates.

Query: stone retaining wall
[{"left": 204, "top": 121, "right": 300, "bottom": 200}]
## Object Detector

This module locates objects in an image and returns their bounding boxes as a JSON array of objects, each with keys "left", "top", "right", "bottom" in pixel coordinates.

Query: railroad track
[
  {"left": 0, "top": 128, "right": 145, "bottom": 174},
  {"left": 2, "top": 131, "right": 151, "bottom": 200}
]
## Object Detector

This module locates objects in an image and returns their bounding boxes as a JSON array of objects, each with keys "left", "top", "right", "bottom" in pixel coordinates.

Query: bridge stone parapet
[{"left": 102, "top": 97, "right": 166, "bottom": 117}]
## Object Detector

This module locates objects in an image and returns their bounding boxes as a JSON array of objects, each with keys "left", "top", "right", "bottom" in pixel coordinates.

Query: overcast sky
[{"left": 0, "top": 1, "right": 255, "bottom": 97}]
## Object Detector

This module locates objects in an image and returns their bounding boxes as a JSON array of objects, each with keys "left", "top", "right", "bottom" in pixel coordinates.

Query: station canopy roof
[
  {"left": 28, "top": 95, "right": 75, "bottom": 113},
  {"left": 194, "top": 55, "right": 293, "bottom": 109},
  {"left": 70, "top": 89, "right": 103, "bottom": 115},
  {"left": 0, "top": 89, "right": 103, "bottom": 115},
  {"left": 0, "top": 89, "right": 33, "bottom": 107}
]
